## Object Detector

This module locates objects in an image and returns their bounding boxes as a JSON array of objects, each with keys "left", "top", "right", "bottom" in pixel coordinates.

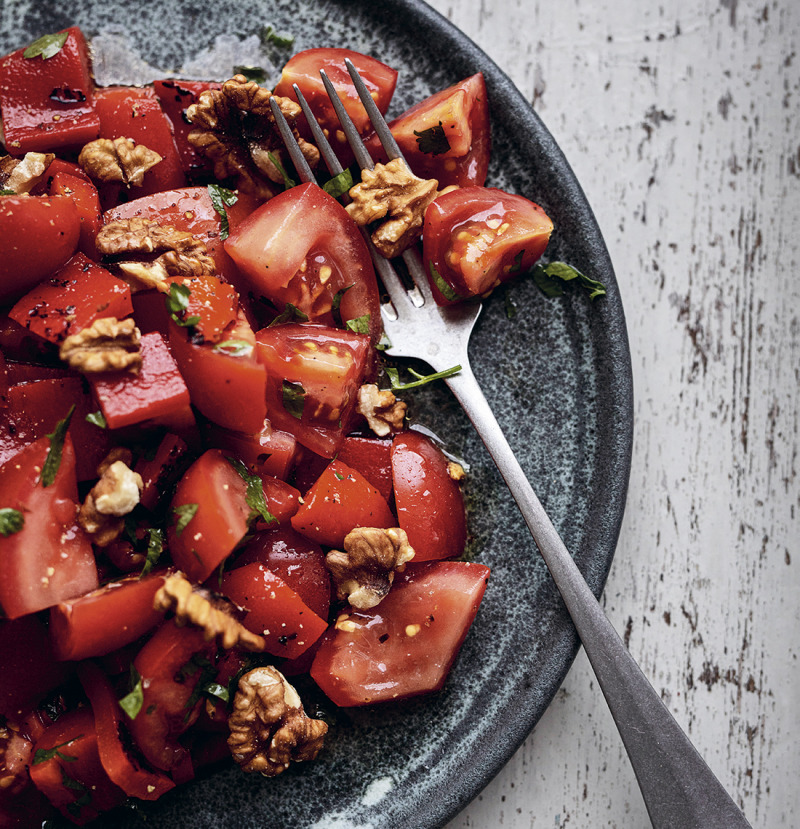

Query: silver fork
[{"left": 270, "top": 64, "right": 752, "bottom": 829}]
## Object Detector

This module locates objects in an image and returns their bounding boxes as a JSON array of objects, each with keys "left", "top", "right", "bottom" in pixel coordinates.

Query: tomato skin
[
  {"left": 225, "top": 183, "right": 382, "bottom": 342},
  {"left": 220, "top": 563, "right": 328, "bottom": 659},
  {"left": 391, "top": 431, "right": 467, "bottom": 561},
  {"left": 0, "top": 195, "right": 81, "bottom": 303},
  {"left": 367, "top": 73, "right": 490, "bottom": 189},
  {"left": 166, "top": 274, "right": 238, "bottom": 344},
  {"left": 0, "top": 435, "right": 98, "bottom": 619},
  {"left": 423, "top": 186, "right": 554, "bottom": 303},
  {"left": 135, "top": 432, "right": 190, "bottom": 512},
  {"left": 50, "top": 572, "right": 170, "bottom": 662},
  {"left": 202, "top": 420, "right": 299, "bottom": 482},
  {"left": 290, "top": 459, "right": 395, "bottom": 549},
  {"left": 311, "top": 561, "right": 490, "bottom": 706},
  {"left": 0, "top": 27, "right": 100, "bottom": 155},
  {"left": 337, "top": 435, "right": 395, "bottom": 502},
  {"left": 8, "top": 252, "right": 132, "bottom": 346},
  {"left": 167, "top": 449, "right": 251, "bottom": 583},
  {"left": 48, "top": 170, "right": 103, "bottom": 259}
]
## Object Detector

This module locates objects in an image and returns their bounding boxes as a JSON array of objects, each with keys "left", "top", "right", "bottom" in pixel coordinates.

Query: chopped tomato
[
  {"left": 391, "top": 431, "right": 467, "bottom": 561},
  {"left": 165, "top": 274, "right": 238, "bottom": 344},
  {"left": 225, "top": 183, "right": 382, "bottom": 342},
  {"left": 311, "top": 561, "right": 490, "bottom": 706},
  {"left": 0, "top": 27, "right": 99, "bottom": 155},
  {"left": 290, "top": 459, "right": 395, "bottom": 549},
  {"left": 0, "top": 435, "right": 98, "bottom": 619},
  {"left": 134, "top": 432, "right": 190, "bottom": 512},
  {"left": 337, "top": 435, "right": 394, "bottom": 502},
  {"left": 47, "top": 168, "right": 103, "bottom": 258},
  {"left": 202, "top": 420, "right": 299, "bottom": 482},
  {"left": 423, "top": 186, "right": 553, "bottom": 303}
]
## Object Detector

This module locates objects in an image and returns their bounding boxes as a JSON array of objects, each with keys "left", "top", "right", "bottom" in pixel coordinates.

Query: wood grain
[{"left": 426, "top": 0, "right": 800, "bottom": 826}]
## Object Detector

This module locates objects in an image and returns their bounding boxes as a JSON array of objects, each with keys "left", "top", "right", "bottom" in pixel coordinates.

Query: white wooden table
[{"left": 426, "top": 0, "right": 800, "bottom": 826}]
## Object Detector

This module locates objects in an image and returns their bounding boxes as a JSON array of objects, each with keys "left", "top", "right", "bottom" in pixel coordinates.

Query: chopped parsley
[
  {"left": 531, "top": 261, "right": 607, "bottom": 300},
  {"left": 165, "top": 282, "right": 201, "bottom": 328},
  {"left": 23, "top": 31, "right": 69, "bottom": 60},
  {"left": 118, "top": 665, "right": 144, "bottom": 720},
  {"left": 414, "top": 121, "right": 451, "bottom": 156},
  {"left": 345, "top": 314, "right": 371, "bottom": 335},
  {"left": 213, "top": 339, "right": 254, "bottom": 357},
  {"left": 33, "top": 737, "right": 79, "bottom": 765},
  {"left": 322, "top": 169, "right": 354, "bottom": 198},
  {"left": 385, "top": 364, "right": 461, "bottom": 391},
  {"left": 85, "top": 410, "right": 107, "bottom": 429},
  {"left": 140, "top": 528, "right": 164, "bottom": 577},
  {"left": 233, "top": 65, "right": 268, "bottom": 85},
  {"left": 282, "top": 380, "right": 306, "bottom": 420},
  {"left": 173, "top": 503, "right": 198, "bottom": 537},
  {"left": 207, "top": 184, "right": 238, "bottom": 240},
  {"left": 202, "top": 682, "right": 230, "bottom": 704},
  {"left": 331, "top": 285, "right": 354, "bottom": 327},
  {"left": 0, "top": 188, "right": 15, "bottom": 196},
  {"left": 41, "top": 405, "right": 75, "bottom": 487},
  {"left": 227, "top": 457, "right": 277, "bottom": 525},
  {"left": 269, "top": 303, "right": 308, "bottom": 327},
  {"left": 260, "top": 25, "right": 295, "bottom": 49},
  {"left": 0, "top": 508, "right": 24, "bottom": 537},
  {"left": 428, "top": 261, "right": 466, "bottom": 303},
  {"left": 267, "top": 151, "right": 297, "bottom": 190}
]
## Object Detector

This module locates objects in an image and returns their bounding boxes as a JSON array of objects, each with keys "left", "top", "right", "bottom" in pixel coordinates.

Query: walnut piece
[
  {"left": 78, "top": 450, "right": 143, "bottom": 546},
  {"left": 346, "top": 157, "right": 439, "bottom": 259},
  {"left": 186, "top": 75, "right": 319, "bottom": 199},
  {"left": 59, "top": 316, "right": 142, "bottom": 374},
  {"left": 326, "top": 527, "right": 416, "bottom": 609},
  {"left": 228, "top": 666, "right": 327, "bottom": 776},
  {"left": 356, "top": 384, "right": 407, "bottom": 437},
  {"left": 447, "top": 460, "right": 466, "bottom": 482},
  {"left": 78, "top": 137, "right": 162, "bottom": 187},
  {"left": 0, "top": 152, "right": 55, "bottom": 194},
  {"left": 154, "top": 573, "right": 266, "bottom": 652}
]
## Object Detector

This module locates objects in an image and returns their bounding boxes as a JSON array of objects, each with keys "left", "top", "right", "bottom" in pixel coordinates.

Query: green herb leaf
[
  {"left": 140, "top": 528, "right": 164, "bottom": 578},
  {"left": 202, "top": 682, "right": 230, "bottom": 704},
  {"left": 282, "top": 380, "right": 306, "bottom": 421},
  {"left": 503, "top": 286, "right": 519, "bottom": 319},
  {"left": 233, "top": 65, "right": 267, "bottom": 85},
  {"left": 33, "top": 737, "right": 80, "bottom": 765},
  {"left": 331, "top": 284, "right": 354, "bottom": 328},
  {"left": 385, "top": 364, "right": 461, "bottom": 391},
  {"left": 260, "top": 25, "right": 295, "bottom": 49},
  {"left": 173, "top": 503, "right": 198, "bottom": 537},
  {"left": 164, "top": 281, "right": 197, "bottom": 327},
  {"left": 375, "top": 331, "right": 391, "bottom": 351},
  {"left": 268, "top": 303, "right": 308, "bottom": 327},
  {"left": 23, "top": 31, "right": 69, "bottom": 60},
  {"left": 227, "top": 458, "right": 277, "bottom": 525},
  {"left": 41, "top": 405, "right": 75, "bottom": 488},
  {"left": 333, "top": 471, "right": 345, "bottom": 481},
  {"left": 414, "top": 121, "right": 451, "bottom": 156},
  {"left": 345, "top": 314, "right": 371, "bottom": 335},
  {"left": 85, "top": 410, "right": 107, "bottom": 429},
  {"left": 0, "top": 508, "right": 24, "bottom": 537},
  {"left": 508, "top": 250, "right": 525, "bottom": 275},
  {"left": 180, "top": 654, "right": 217, "bottom": 720},
  {"left": 119, "top": 665, "right": 144, "bottom": 720},
  {"left": 207, "top": 184, "right": 238, "bottom": 240},
  {"left": 267, "top": 151, "right": 297, "bottom": 190},
  {"left": 428, "top": 261, "right": 466, "bottom": 303},
  {"left": 213, "top": 339, "right": 254, "bottom": 357},
  {"left": 531, "top": 261, "right": 607, "bottom": 300},
  {"left": 322, "top": 169, "right": 354, "bottom": 199},
  {"left": 0, "top": 188, "right": 15, "bottom": 196}
]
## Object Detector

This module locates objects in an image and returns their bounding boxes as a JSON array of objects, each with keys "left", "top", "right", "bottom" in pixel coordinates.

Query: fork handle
[{"left": 445, "top": 365, "right": 752, "bottom": 829}]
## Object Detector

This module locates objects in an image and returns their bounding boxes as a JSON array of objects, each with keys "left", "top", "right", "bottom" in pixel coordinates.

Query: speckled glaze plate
[{"left": 0, "top": 1, "right": 633, "bottom": 826}]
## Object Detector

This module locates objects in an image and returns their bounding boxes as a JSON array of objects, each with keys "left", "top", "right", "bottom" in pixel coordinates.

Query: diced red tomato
[
  {"left": 225, "top": 183, "right": 382, "bottom": 342},
  {"left": 391, "top": 431, "right": 467, "bottom": 561},
  {"left": 290, "top": 459, "right": 395, "bottom": 549},
  {"left": 220, "top": 563, "right": 328, "bottom": 659},
  {"left": 366, "top": 73, "right": 490, "bottom": 189},
  {"left": 165, "top": 274, "right": 238, "bottom": 344},
  {"left": 50, "top": 572, "right": 170, "bottom": 661},
  {"left": 89, "top": 331, "right": 193, "bottom": 430},
  {"left": 202, "top": 420, "right": 298, "bottom": 481},
  {"left": 0, "top": 195, "right": 81, "bottom": 303},
  {"left": 0, "top": 435, "right": 98, "bottom": 619},
  {"left": 311, "top": 561, "right": 490, "bottom": 706},
  {"left": 337, "top": 435, "right": 394, "bottom": 502},
  {"left": 167, "top": 449, "right": 251, "bottom": 583},
  {"left": 8, "top": 253, "right": 132, "bottom": 345},
  {"left": 423, "top": 186, "right": 553, "bottom": 303},
  {"left": 257, "top": 475, "right": 301, "bottom": 526},
  {"left": 47, "top": 170, "right": 103, "bottom": 258},
  {"left": 254, "top": 322, "right": 373, "bottom": 457},
  {"left": 28, "top": 706, "right": 126, "bottom": 824},
  {"left": 135, "top": 432, "right": 190, "bottom": 511},
  {"left": 0, "top": 27, "right": 100, "bottom": 155}
]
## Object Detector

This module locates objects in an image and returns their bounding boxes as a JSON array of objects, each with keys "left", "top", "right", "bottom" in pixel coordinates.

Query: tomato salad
[{"left": 0, "top": 27, "right": 555, "bottom": 826}]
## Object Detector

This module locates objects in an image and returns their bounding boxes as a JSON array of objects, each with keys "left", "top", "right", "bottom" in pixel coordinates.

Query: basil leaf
[
  {"left": 207, "top": 184, "right": 238, "bottom": 240},
  {"left": 41, "top": 405, "right": 75, "bottom": 487},
  {"left": 85, "top": 410, "right": 107, "bottom": 429},
  {"left": 282, "top": 380, "right": 306, "bottom": 420},
  {"left": 345, "top": 314, "right": 370, "bottom": 335},
  {"left": 213, "top": 339, "right": 254, "bottom": 357},
  {"left": 503, "top": 286, "right": 519, "bottom": 319},
  {"left": 385, "top": 364, "right": 461, "bottom": 391},
  {"left": 266, "top": 152, "right": 297, "bottom": 190},
  {"left": 269, "top": 303, "right": 308, "bottom": 327},
  {"left": 322, "top": 169, "right": 354, "bottom": 199},
  {"left": 23, "top": 31, "right": 69, "bottom": 60},
  {"left": 414, "top": 121, "right": 451, "bottom": 156},
  {"left": 531, "top": 261, "right": 607, "bottom": 300},
  {"left": 259, "top": 25, "right": 294, "bottom": 49},
  {"left": 331, "top": 284, "right": 354, "bottom": 328},
  {"left": 0, "top": 508, "right": 24, "bottom": 537},
  {"left": 227, "top": 458, "right": 277, "bottom": 525},
  {"left": 375, "top": 331, "right": 391, "bottom": 351},
  {"left": 173, "top": 503, "right": 198, "bottom": 537},
  {"left": 203, "top": 682, "right": 230, "bottom": 703},
  {"left": 165, "top": 282, "right": 199, "bottom": 327},
  {"left": 0, "top": 188, "right": 15, "bottom": 196},
  {"left": 140, "top": 528, "right": 164, "bottom": 578},
  {"left": 33, "top": 737, "right": 80, "bottom": 765},
  {"left": 118, "top": 666, "right": 144, "bottom": 720},
  {"left": 428, "top": 261, "right": 466, "bottom": 302},
  {"left": 233, "top": 65, "right": 267, "bottom": 85}
]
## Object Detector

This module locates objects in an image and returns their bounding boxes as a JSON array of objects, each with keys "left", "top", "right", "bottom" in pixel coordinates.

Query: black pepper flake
[{"left": 378, "top": 633, "right": 389, "bottom": 643}]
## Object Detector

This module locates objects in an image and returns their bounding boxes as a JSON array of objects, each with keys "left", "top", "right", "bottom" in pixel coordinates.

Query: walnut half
[
  {"left": 0, "top": 152, "right": 55, "bottom": 194},
  {"left": 228, "top": 666, "right": 328, "bottom": 776},
  {"left": 356, "top": 384, "right": 407, "bottom": 437},
  {"left": 326, "top": 527, "right": 416, "bottom": 609},
  {"left": 78, "top": 137, "right": 162, "bottom": 187},
  {"left": 59, "top": 316, "right": 142, "bottom": 374}
]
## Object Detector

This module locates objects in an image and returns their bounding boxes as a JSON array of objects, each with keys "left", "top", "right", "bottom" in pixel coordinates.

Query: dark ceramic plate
[{"left": 0, "top": 1, "right": 633, "bottom": 826}]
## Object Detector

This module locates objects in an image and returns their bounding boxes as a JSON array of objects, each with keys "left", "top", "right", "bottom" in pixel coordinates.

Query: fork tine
[
  {"left": 292, "top": 83, "right": 344, "bottom": 177},
  {"left": 319, "top": 70, "right": 375, "bottom": 172},
  {"left": 268, "top": 97, "right": 315, "bottom": 183}
]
